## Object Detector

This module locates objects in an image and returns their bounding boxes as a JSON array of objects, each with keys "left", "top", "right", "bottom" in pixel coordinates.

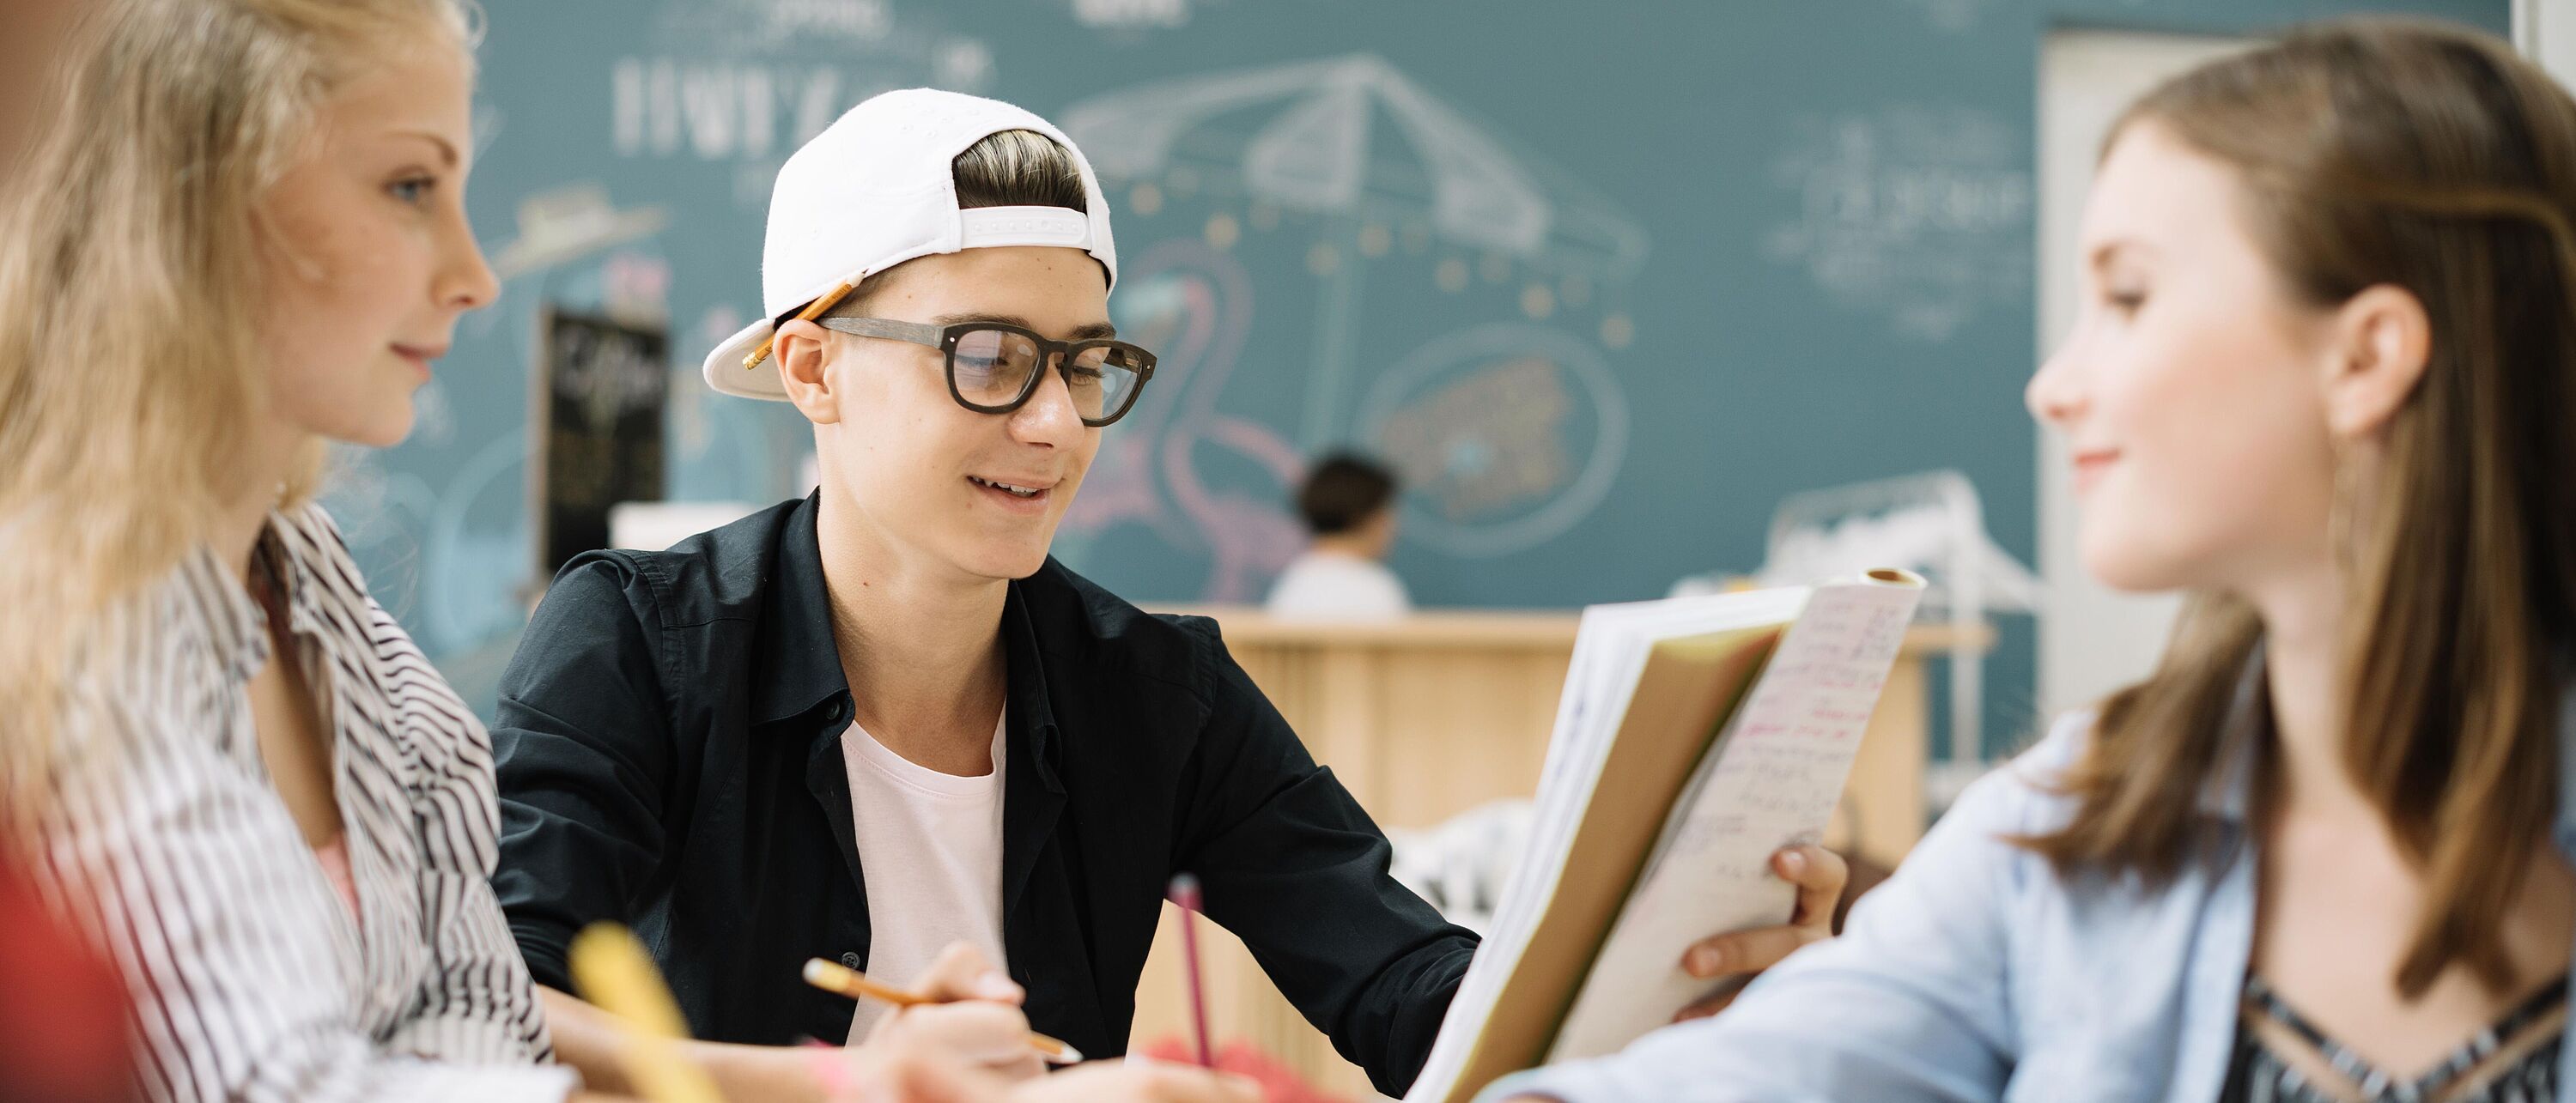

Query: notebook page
[
  {"left": 1405, "top": 590, "right": 1812, "bottom": 1100},
  {"left": 1544, "top": 574, "right": 1923, "bottom": 1062}
]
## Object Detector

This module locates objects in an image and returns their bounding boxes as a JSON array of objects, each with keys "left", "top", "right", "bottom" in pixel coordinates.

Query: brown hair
[
  {"left": 951, "top": 128, "right": 1086, "bottom": 213},
  {"left": 1296, "top": 453, "right": 1400, "bottom": 536},
  {"left": 2020, "top": 19, "right": 2576, "bottom": 999}
]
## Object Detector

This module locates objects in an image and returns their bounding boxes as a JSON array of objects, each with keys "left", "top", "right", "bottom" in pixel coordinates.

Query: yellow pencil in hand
[
  {"left": 801, "top": 956, "right": 1084, "bottom": 1064},
  {"left": 569, "top": 923, "right": 724, "bottom": 1103}
]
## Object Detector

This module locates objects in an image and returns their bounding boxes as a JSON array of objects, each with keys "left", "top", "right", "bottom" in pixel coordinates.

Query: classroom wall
[{"left": 343, "top": 0, "right": 2510, "bottom": 743}]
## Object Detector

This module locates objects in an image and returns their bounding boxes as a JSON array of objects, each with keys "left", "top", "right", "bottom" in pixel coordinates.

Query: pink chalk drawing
[{"left": 1060, "top": 239, "right": 1306, "bottom": 602}]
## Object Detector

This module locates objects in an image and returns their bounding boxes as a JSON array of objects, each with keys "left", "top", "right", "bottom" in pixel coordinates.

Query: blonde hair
[
  {"left": 2019, "top": 20, "right": 2576, "bottom": 999},
  {"left": 0, "top": 0, "right": 477, "bottom": 811}
]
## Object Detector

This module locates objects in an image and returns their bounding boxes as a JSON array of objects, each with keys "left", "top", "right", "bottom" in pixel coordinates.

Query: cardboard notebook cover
[{"left": 1437, "top": 627, "right": 1783, "bottom": 1103}]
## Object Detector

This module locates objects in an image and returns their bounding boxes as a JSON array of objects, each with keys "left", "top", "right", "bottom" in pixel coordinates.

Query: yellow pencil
[
  {"left": 743, "top": 281, "right": 855, "bottom": 370},
  {"left": 801, "top": 957, "right": 1084, "bottom": 1064},
  {"left": 569, "top": 924, "right": 724, "bottom": 1103}
]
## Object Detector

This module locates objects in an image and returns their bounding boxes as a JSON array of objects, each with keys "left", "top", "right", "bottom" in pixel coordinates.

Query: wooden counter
[{"left": 1126, "top": 607, "right": 1991, "bottom": 1098}]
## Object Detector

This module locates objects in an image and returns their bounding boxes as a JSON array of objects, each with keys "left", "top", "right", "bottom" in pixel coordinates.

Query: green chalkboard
[{"left": 333, "top": 0, "right": 2510, "bottom": 733}]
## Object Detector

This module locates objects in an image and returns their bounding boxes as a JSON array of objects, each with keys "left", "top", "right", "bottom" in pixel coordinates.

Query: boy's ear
[{"left": 775, "top": 319, "right": 840, "bottom": 425}]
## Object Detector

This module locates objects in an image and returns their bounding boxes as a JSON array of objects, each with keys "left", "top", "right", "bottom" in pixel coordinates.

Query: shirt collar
[
  {"left": 182, "top": 544, "right": 270, "bottom": 687},
  {"left": 750, "top": 493, "right": 850, "bottom": 727},
  {"left": 259, "top": 509, "right": 338, "bottom": 641},
  {"left": 998, "top": 580, "right": 1065, "bottom": 791},
  {"left": 187, "top": 511, "right": 337, "bottom": 687},
  {"left": 746, "top": 494, "right": 1067, "bottom": 779}
]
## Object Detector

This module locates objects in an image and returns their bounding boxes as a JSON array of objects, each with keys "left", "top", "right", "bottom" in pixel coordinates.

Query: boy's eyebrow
[{"left": 932, "top": 312, "right": 1119, "bottom": 341}]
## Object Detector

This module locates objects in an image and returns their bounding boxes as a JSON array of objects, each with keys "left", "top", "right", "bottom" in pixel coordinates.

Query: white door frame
[{"left": 2521, "top": 0, "right": 2576, "bottom": 84}]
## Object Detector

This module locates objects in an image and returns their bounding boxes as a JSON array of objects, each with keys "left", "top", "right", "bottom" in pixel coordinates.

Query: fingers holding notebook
[{"left": 1670, "top": 844, "right": 1848, "bottom": 1021}]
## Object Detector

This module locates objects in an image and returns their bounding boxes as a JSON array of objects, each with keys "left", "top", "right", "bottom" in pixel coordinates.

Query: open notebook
[{"left": 1403, "top": 570, "right": 1926, "bottom": 1103}]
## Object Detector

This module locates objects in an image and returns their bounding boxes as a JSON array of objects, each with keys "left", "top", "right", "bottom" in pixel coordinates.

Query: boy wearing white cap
[{"left": 489, "top": 88, "right": 1841, "bottom": 1100}]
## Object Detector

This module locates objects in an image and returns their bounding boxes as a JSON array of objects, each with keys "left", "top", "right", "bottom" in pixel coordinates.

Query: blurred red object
[
  {"left": 0, "top": 845, "right": 132, "bottom": 1102},
  {"left": 1137, "top": 1036, "right": 1350, "bottom": 1103}
]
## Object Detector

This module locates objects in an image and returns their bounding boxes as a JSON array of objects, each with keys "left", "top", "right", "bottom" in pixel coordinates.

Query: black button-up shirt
[{"left": 489, "top": 494, "right": 1475, "bottom": 1094}]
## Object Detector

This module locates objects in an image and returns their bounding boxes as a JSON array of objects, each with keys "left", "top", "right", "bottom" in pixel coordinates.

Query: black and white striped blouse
[{"left": 27, "top": 502, "right": 574, "bottom": 1102}]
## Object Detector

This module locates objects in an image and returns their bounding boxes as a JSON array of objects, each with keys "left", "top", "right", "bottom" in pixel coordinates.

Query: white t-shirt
[
  {"left": 1263, "top": 548, "right": 1413, "bottom": 620},
  {"left": 841, "top": 710, "right": 1010, "bottom": 1042}
]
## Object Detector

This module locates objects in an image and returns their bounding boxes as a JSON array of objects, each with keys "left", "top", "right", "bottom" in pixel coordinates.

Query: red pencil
[{"left": 1166, "top": 873, "right": 1213, "bottom": 1069}]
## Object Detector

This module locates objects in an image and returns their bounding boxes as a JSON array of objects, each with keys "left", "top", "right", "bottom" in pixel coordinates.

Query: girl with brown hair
[{"left": 1492, "top": 18, "right": 2576, "bottom": 1102}]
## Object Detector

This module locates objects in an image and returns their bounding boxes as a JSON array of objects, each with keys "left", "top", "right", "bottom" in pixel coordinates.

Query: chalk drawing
[
  {"left": 1898, "top": 0, "right": 2154, "bottom": 34},
  {"left": 423, "top": 428, "right": 534, "bottom": 656},
  {"left": 1056, "top": 239, "right": 1306, "bottom": 602},
  {"left": 1765, "top": 106, "right": 2032, "bottom": 341},
  {"left": 648, "top": 0, "right": 894, "bottom": 50},
  {"left": 612, "top": 0, "right": 993, "bottom": 190},
  {"left": 671, "top": 305, "right": 743, "bottom": 466},
  {"left": 1895, "top": 0, "right": 2007, "bottom": 32},
  {"left": 1063, "top": 54, "right": 1647, "bottom": 450},
  {"left": 935, "top": 39, "right": 993, "bottom": 90},
  {"left": 600, "top": 253, "right": 674, "bottom": 323},
  {"left": 321, "top": 447, "right": 440, "bottom": 622},
  {"left": 1071, "top": 0, "right": 1194, "bottom": 30},
  {"left": 1065, "top": 54, "right": 1647, "bottom": 268},
  {"left": 489, "top": 185, "right": 668, "bottom": 282},
  {"left": 472, "top": 102, "right": 505, "bottom": 166},
  {"left": 410, "top": 379, "right": 458, "bottom": 449},
  {"left": 1356, "top": 324, "right": 1629, "bottom": 558}
]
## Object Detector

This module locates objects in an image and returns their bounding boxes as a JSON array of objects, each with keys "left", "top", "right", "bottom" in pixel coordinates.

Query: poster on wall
[{"left": 534, "top": 308, "right": 670, "bottom": 579}]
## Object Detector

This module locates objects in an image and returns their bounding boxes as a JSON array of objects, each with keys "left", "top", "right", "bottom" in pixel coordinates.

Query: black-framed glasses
[{"left": 817, "top": 317, "right": 1157, "bottom": 427}]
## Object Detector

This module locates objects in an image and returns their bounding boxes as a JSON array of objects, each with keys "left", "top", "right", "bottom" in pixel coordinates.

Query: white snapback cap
[{"left": 702, "top": 88, "right": 1119, "bottom": 401}]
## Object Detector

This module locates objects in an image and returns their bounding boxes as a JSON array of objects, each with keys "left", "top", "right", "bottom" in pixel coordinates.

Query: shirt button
[{"left": 841, "top": 952, "right": 862, "bottom": 968}]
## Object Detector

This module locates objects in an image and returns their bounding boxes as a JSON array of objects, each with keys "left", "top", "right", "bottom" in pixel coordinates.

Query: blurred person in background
[{"left": 1265, "top": 452, "right": 1412, "bottom": 620}]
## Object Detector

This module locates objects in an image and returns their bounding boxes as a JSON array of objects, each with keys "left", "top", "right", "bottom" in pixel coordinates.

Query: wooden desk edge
[{"left": 1145, "top": 605, "right": 1997, "bottom": 655}]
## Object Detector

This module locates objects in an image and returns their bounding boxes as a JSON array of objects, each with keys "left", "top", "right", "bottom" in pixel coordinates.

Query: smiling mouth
[
  {"left": 2071, "top": 451, "right": 2118, "bottom": 488},
  {"left": 969, "top": 475, "right": 1048, "bottom": 500},
  {"left": 392, "top": 343, "right": 445, "bottom": 372}
]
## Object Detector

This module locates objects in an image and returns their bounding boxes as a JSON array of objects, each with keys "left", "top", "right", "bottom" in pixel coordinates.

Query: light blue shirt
[{"left": 1481, "top": 664, "right": 2576, "bottom": 1102}]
